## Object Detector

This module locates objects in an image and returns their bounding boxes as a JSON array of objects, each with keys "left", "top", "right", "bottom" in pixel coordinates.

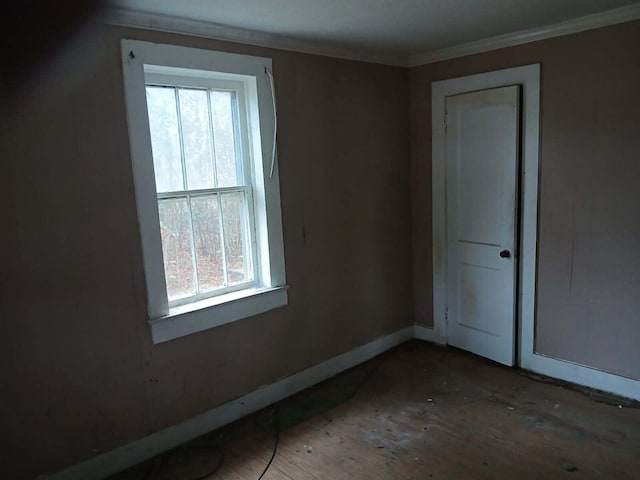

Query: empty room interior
[{"left": 3, "top": 1, "right": 640, "bottom": 479}]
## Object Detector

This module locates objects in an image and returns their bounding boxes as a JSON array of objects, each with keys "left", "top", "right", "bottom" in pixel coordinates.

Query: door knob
[{"left": 499, "top": 249, "right": 511, "bottom": 258}]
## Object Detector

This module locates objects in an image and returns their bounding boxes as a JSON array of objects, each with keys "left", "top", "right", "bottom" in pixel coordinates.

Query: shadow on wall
[{"left": 0, "top": 1, "right": 107, "bottom": 102}]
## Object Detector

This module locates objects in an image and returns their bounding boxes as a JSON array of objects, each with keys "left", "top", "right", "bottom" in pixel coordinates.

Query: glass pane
[
  {"left": 178, "top": 89, "right": 216, "bottom": 190},
  {"left": 191, "top": 195, "right": 225, "bottom": 292},
  {"left": 146, "top": 86, "right": 184, "bottom": 192},
  {"left": 210, "top": 91, "right": 240, "bottom": 187},
  {"left": 221, "top": 192, "right": 252, "bottom": 285},
  {"left": 158, "top": 198, "right": 196, "bottom": 300}
]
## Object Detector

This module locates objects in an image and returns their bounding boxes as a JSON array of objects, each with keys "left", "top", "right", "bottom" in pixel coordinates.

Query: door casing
[
  {"left": 431, "top": 64, "right": 540, "bottom": 368},
  {"left": 431, "top": 64, "right": 640, "bottom": 401}
]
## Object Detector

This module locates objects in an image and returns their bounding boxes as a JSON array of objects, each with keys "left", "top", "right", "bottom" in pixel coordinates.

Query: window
[
  {"left": 121, "top": 40, "right": 287, "bottom": 343},
  {"left": 146, "top": 77, "right": 256, "bottom": 305}
]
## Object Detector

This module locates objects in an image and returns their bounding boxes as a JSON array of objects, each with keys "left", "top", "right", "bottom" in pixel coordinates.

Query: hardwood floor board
[
  {"left": 276, "top": 431, "right": 370, "bottom": 479},
  {"left": 222, "top": 430, "right": 312, "bottom": 480},
  {"left": 217, "top": 445, "right": 292, "bottom": 480},
  {"left": 110, "top": 341, "right": 640, "bottom": 480}
]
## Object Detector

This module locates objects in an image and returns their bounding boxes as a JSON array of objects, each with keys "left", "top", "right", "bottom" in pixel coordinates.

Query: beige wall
[
  {"left": 410, "top": 21, "right": 640, "bottom": 379},
  {"left": 4, "top": 16, "right": 639, "bottom": 480},
  {"left": 0, "top": 24, "right": 412, "bottom": 479}
]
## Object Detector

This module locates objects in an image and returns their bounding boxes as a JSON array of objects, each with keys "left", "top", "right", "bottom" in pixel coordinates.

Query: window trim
[{"left": 121, "top": 39, "right": 287, "bottom": 343}]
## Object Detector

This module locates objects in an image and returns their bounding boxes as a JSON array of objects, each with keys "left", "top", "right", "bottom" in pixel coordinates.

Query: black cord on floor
[
  {"left": 255, "top": 361, "right": 380, "bottom": 480},
  {"left": 199, "top": 358, "right": 379, "bottom": 480},
  {"left": 257, "top": 407, "right": 280, "bottom": 480}
]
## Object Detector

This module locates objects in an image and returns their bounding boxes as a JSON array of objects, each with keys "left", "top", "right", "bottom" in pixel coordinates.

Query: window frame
[
  {"left": 145, "top": 75, "right": 259, "bottom": 307},
  {"left": 121, "top": 40, "right": 287, "bottom": 344}
]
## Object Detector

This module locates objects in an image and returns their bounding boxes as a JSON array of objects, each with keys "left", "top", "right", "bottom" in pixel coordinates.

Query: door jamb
[{"left": 431, "top": 64, "right": 540, "bottom": 367}]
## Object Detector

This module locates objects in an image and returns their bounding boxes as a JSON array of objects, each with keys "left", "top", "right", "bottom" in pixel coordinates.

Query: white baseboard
[
  {"left": 414, "top": 323, "right": 640, "bottom": 401},
  {"left": 43, "top": 326, "right": 414, "bottom": 480},
  {"left": 41, "top": 323, "right": 639, "bottom": 479},
  {"left": 522, "top": 352, "right": 640, "bottom": 402},
  {"left": 413, "top": 325, "right": 446, "bottom": 345}
]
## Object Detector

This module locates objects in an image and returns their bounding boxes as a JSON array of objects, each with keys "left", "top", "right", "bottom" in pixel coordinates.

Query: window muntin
[
  {"left": 122, "top": 40, "right": 288, "bottom": 342},
  {"left": 145, "top": 78, "right": 257, "bottom": 306}
]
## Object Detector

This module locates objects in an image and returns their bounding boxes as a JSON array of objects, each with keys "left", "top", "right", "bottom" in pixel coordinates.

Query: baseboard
[
  {"left": 42, "top": 326, "right": 414, "bottom": 480},
  {"left": 522, "top": 352, "right": 640, "bottom": 401},
  {"left": 414, "top": 323, "right": 640, "bottom": 400},
  {"left": 42, "top": 323, "right": 639, "bottom": 479},
  {"left": 413, "top": 325, "right": 446, "bottom": 345}
]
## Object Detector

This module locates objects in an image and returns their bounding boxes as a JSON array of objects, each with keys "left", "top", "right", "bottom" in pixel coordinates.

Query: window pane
[
  {"left": 221, "top": 192, "right": 251, "bottom": 285},
  {"left": 158, "top": 198, "right": 196, "bottom": 300},
  {"left": 146, "top": 86, "right": 184, "bottom": 192},
  {"left": 191, "top": 195, "right": 224, "bottom": 292},
  {"left": 210, "top": 91, "right": 240, "bottom": 187},
  {"left": 178, "top": 89, "right": 216, "bottom": 190}
]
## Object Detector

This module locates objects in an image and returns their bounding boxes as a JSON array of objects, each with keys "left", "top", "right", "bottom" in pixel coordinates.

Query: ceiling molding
[
  {"left": 100, "top": 3, "right": 640, "bottom": 69},
  {"left": 99, "top": 8, "right": 407, "bottom": 67},
  {"left": 408, "top": 3, "right": 640, "bottom": 67}
]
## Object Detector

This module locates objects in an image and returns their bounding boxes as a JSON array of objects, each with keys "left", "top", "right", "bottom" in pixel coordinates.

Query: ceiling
[{"left": 107, "top": 0, "right": 640, "bottom": 64}]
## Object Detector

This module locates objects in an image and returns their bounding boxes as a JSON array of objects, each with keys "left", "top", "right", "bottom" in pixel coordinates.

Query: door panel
[{"left": 446, "top": 85, "right": 520, "bottom": 366}]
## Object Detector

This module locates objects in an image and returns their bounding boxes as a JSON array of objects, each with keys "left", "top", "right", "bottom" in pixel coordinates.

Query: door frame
[
  {"left": 431, "top": 64, "right": 540, "bottom": 367},
  {"left": 431, "top": 65, "right": 640, "bottom": 401}
]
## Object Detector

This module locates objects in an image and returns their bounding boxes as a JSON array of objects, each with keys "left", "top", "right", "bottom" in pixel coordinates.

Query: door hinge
[
  {"left": 445, "top": 307, "right": 449, "bottom": 324},
  {"left": 444, "top": 110, "right": 448, "bottom": 132}
]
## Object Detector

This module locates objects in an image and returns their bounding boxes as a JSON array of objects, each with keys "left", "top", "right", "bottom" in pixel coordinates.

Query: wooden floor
[{"left": 111, "top": 341, "right": 640, "bottom": 480}]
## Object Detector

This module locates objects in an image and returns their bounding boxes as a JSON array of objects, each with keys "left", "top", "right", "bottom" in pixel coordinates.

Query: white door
[{"left": 445, "top": 85, "right": 520, "bottom": 366}]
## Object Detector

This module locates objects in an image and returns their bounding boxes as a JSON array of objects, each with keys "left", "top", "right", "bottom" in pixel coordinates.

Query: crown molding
[
  {"left": 408, "top": 3, "right": 640, "bottom": 67},
  {"left": 99, "top": 8, "right": 407, "bottom": 67},
  {"left": 100, "top": 3, "right": 640, "bottom": 69}
]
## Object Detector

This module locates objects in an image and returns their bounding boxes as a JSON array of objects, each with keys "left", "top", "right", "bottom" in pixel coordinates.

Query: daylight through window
[
  {"left": 146, "top": 82, "right": 256, "bottom": 306},
  {"left": 122, "top": 40, "right": 287, "bottom": 343}
]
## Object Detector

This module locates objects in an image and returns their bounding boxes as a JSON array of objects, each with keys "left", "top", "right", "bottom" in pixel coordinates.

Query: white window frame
[
  {"left": 145, "top": 73, "right": 259, "bottom": 307},
  {"left": 121, "top": 39, "right": 287, "bottom": 344}
]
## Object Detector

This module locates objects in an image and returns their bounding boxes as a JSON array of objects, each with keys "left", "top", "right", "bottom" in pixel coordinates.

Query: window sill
[{"left": 149, "top": 286, "right": 288, "bottom": 344}]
